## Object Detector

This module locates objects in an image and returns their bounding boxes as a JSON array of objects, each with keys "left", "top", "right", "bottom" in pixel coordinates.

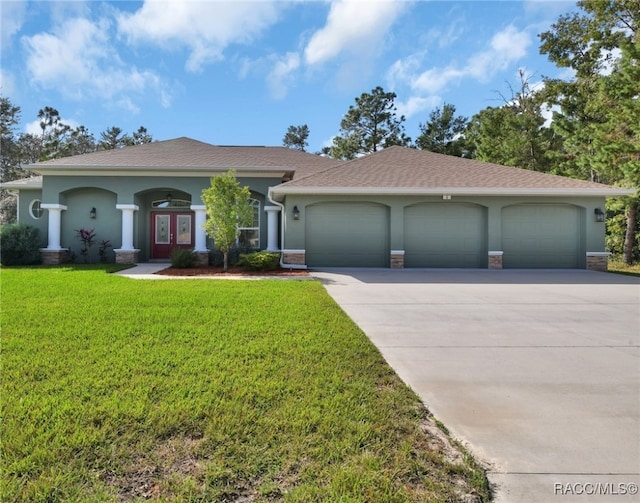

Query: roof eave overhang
[
  {"left": 269, "top": 186, "right": 636, "bottom": 201},
  {"left": 32, "top": 166, "right": 295, "bottom": 178},
  {"left": 0, "top": 182, "right": 43, "bottom": 190}
]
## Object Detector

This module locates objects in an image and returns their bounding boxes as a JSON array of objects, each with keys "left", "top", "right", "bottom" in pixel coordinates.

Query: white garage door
[
  {"left": 404, "top": 203, "right": 487, "bottom": 268},
  {"left": 306, "top": 202, "right": 390, "bottom": 267},
  {"left": 502, "top": 204, "right": 582, "bottom": 268}
]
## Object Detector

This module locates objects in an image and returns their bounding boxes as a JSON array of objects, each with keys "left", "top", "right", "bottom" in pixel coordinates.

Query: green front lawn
[{"left": 1, "top": 266, "right": 489, "bottom": 502}]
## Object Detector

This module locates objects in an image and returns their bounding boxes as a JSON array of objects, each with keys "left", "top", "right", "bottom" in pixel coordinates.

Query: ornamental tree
[{"left": 201, "top": 170, "right": 253, "bottom": 272}]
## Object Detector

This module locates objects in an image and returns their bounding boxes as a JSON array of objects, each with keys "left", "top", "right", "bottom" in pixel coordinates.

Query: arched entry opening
[{"left": 146, "top": 190, "right": 194, "bottom": 260}]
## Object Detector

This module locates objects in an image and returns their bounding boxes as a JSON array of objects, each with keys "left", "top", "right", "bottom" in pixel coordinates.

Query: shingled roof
[
  {"left": 32, "top": 137, "right": 341, "bottom": 178},
  {"left": 271, "top": 146, "right": 631, "bottom": 198},
  {"left": 9, "top": 140, "right": 632, "bottom": 198}
]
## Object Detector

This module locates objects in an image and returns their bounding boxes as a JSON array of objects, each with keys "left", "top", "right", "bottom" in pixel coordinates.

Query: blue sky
[{"left": 1, "top": 0, "right": 577, "bottom": 153}]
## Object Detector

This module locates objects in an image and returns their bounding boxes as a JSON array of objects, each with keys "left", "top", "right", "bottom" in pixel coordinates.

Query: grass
[
  {"left": 608, "top": 259, "right": 640, "bottom": 277},
  {"left": 1, "top": 266, "right": 490, "bottom": 502}
]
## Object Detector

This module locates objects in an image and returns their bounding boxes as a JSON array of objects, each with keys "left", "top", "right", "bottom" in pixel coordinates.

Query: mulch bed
[{"left": 155, "top": 266, "right": 310, "bottom": 277}]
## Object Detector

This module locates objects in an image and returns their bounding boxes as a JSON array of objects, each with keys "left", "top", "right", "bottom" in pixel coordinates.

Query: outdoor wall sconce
[
  {"left": 90, "top": 207, "right": 97, "bottom": 219},
  {"left": 594, "top": 208, "right": 605, "bottom": 222},
  {"left": 166, "top": 193, "right": 173, "bottom": 203},
  {"left": 292, "top": 205, "right": 300, "bottom": 220}
]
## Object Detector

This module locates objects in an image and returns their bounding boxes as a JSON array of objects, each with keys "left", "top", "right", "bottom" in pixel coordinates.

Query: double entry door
[{"left": 151, "top": 212, "right": 194, "bottom": 259}]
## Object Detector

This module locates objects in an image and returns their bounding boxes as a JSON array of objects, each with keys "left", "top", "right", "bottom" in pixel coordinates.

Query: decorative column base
[
  {"left": 114, "top": 249, "right": 140, "bottom": 265},
  {"left": 282, "top": 249, "right": 305, "bottom": 266},
  {"left": 390, "top": 250, "right": 405, "bottom": 269},
  {"left": 586, "top": 252, "right": 609, "bottom": 272},
  {"left": 488, "top": 251, "right": 503, "bottom": 269},
  {"left": 40, "top": 249, "right": 71, "bottom": 265},
  {"left": 195, "top": 251, "right": 209, "bottom": 267}
]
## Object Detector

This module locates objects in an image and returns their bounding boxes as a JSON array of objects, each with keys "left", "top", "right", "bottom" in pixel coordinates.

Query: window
[
  {"left": 238, "top": 199, "right": 260, "bottom": 249},
  {"left": 152, "top": 198, "right": 191, "bottom": 208},
  {"left": 29, "top": 199, "right": 43, "bottom": 219},
  {"left": 176, "top": 214, "right": 192, "bottom": 245}
]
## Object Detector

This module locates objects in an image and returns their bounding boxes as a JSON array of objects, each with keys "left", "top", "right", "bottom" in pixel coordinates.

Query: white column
[
  {"left": 40, "top": 204, "right": 67, "bottom": 249},
  {"left": 264, "top": 205, "right": 281, "bottom": 252},
  {"left": 115, "top": 204, "right": 138, "bottom": 251},
  {"left": 191, "top": 205, "right": 208, "bottom": 252}
]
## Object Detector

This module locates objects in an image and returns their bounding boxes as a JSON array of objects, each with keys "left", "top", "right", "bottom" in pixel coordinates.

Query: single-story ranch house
[{"left": 3, "top": 137, "right": 633, "bottom": 270}]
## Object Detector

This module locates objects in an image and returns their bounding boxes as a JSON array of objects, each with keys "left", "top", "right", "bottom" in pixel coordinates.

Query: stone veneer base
[
  {"left": 390, "top": 251, "right": 405, "bottom": 269},
  {"left": 282, "top": 250, "right": 305, "bottom": 266},
  {"left": 195, "top": 251, "right": 209, "bottom": 267},
  {"left": 488, "top": 252, "right": 503, "bottom": 270},
  {"left": 40, "top": 249, "right": 71, "bottom": 265},
  {"left": 115, "top": 250, "right": 140, "bottom": 265},
  {"left": 586, "top": 253, "right": 609, "bottom": 272}
]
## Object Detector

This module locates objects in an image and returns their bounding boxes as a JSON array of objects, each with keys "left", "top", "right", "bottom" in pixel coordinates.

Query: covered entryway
[
  {"left": 305, "top": 202, "right": 390, "bottom": 267},
  {"left": 404, "top": 203, "right": 487, "bottom": 268},
  {"left": 151, "top": 212, "right": 194, "bottom": 259},
  {"left": 502, "top": 204, "right": 582, "bottom": 268}
]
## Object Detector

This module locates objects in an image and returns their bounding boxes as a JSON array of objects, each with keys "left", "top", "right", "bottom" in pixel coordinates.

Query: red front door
[{"left": 151, "top": 212, "right": 194, "bottom": 259}]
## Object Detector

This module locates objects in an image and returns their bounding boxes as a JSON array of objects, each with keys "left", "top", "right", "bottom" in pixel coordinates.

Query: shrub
[
  {"left": 98, "top": 240, "right": 112, "bottom": 264},
  {"left": 0, "top": 223, "right": 42, "bottom": 266},
  {"left": 238, "top": 251, "right": 280, "bottom": 271},
  {"left": 74, "top": 228, "right": 96, "bottom": 263},
  {"left": 170, "top": 247, "right": 198, "bottom": 268}
]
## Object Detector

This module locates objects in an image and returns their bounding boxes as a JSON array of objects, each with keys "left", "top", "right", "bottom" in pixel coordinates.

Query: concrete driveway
[{"left": 312, "top": 269, "right": 640, "bottom": 502}]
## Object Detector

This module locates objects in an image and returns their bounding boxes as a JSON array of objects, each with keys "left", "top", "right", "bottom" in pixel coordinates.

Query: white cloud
[
  {"left": 395, "top": 95, "right": 441, "bottom": 119},
  {"left": 412, "top": 66, "right": 465, "bottom": 95},
  {"left": 423, "top": 19, "right": 465, "bottom": 50},
  {"left": 386, "top": 53, "right": 425, "bottom": 90},
  {"left": 541, "top": 103, "right": 560, "bottom": 128},
  {"left": 386, "top": 24, "right": 532, "bottom": 121},
  {"left": 0, "top": 69, "right": 17, "bottom": 98},
  {"left": 117, "top": 0, "right": 281, "bottom": 72},
  {"left": 304, "top": 0, "right": 407, "bottom": 66},
  {"left": 388, "top": 24, "right": 531, "bottom": 111},
  {"left": 22, "top": 17, "right": 171, "bottom": 110},
  {"left": 386, "top": 55, "right": 443, "bottom": 118},
  {"left": 0, "top": 0, "right": 27, "bottom": 49},
  {"left": 466, "top": 25, "right": 531, "bottom": 80},
  {"left": 599, "top": 47, "right": 622, "bottom": 76},
  {"left": 25, "top": 120, "right": 40, "bottom": 136},
  {"left": 267, "top": 52, "right": 301, "bottom": 100},
  {"left": 491, "top": 25, "right": 530, "bottom": 59}
]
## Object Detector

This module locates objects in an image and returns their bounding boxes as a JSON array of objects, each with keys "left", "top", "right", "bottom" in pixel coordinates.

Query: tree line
[
  {"left": 1, "top": 103, "right": 152, "bottom": 174},
  {"left": 0, "top": 101, "right": 153, "bottom": 222},
  {"left": 282, "top": 1, "right": 639, "bottom": 264}
]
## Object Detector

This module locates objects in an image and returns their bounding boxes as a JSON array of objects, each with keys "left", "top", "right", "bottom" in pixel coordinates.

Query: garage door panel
[
  {"left": 306, "top": 203, "right": 390, "bottom": 267},
  {"left": 502, "top": 204, "right": 581, "bottom": 268},
  {"left": 404, "top": 203, "right": 486, "bottom": 268}
]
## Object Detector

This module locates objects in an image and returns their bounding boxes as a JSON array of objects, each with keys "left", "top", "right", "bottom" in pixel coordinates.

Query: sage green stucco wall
[
  {"left": 17, "top": 189, "right": 48, "bottom": 245},
  {"left": 282, "top": 194, "right": 608, "bottom": 266},
  {"left": 40, "top": 174, "right": 280, "bottom": 261},
  {"left": 43, "top": 175, "right": 277, "bottom": 206},
  {"left": 60, "top": 189, "right": 120, "bottom": 263}
]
